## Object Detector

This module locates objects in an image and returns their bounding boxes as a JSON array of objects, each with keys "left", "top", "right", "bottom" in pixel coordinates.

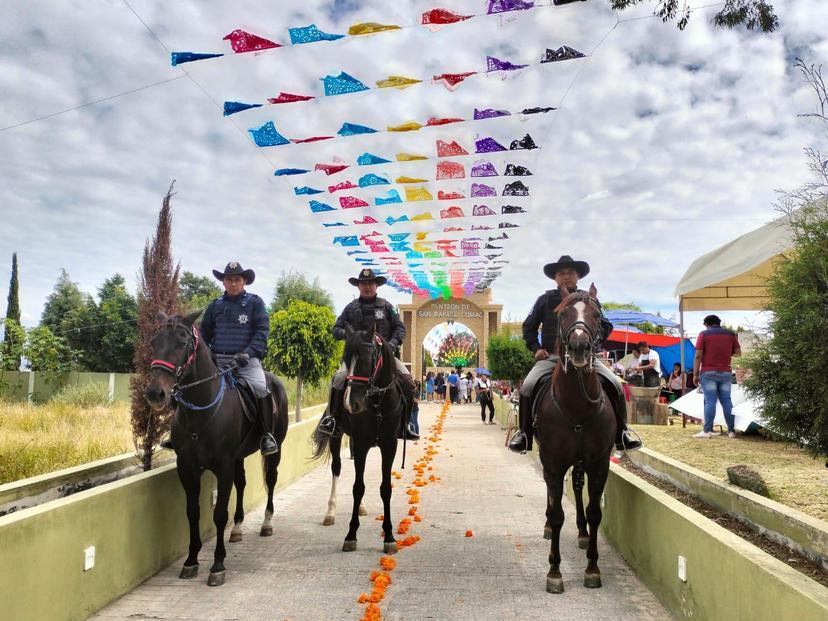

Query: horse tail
[{"left": 310, "top": 415, "right": 332, "bottom": 462}]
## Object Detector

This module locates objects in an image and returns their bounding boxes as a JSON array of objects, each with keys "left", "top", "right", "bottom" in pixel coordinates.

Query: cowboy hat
[
  {"left": 543, "top": 255, "right": 590, "bottom": 280},
  {"left": 212, "top": 261, "right": 255, "bottom": 285},
  {"left": 348, "top": 268, "right": 387, "bottom": 287}
]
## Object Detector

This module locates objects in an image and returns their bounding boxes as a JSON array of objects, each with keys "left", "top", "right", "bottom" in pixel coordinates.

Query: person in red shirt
[{"left": 692, "top": 315, "right": 741, "bottom": 438}]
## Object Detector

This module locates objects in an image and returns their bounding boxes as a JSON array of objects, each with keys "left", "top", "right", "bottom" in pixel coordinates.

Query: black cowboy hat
[
  {"left": 212, "top": 261, "right": 255, "bottom": 285},
  {"left": 348, "top": 268, "right": 387, "bottom": 287},
  {"left": 543, "top": 255, "right": 590, "bottom": 280}
]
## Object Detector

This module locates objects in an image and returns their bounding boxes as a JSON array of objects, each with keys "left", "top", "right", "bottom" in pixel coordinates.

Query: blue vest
[{"left": 200, "top": 292, "right": 268, "bottom": 359}]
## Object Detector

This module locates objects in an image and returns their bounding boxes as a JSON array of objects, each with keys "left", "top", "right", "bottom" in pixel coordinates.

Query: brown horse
[{"left": 535, "top": 291, "right": 617, "bottom": 593}]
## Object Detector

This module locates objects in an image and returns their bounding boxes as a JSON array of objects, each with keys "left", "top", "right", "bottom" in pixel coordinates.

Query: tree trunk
[{"left": 295, "top": 372, "right": 303, "bottom": 423}]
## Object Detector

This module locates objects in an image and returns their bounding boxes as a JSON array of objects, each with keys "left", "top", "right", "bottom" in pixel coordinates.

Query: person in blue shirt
[
  {"left": 161, "top": 261, "right": 278, "bottom": 455},
  {"left": 447, "top": 369, "right": 460, "bottom": 403}
]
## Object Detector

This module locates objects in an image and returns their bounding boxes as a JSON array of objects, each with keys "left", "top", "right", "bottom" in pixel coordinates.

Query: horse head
[
  {"left": 342, "top": 323, "right": 386, "bottom": 416},
  {"left": 145, "top": 309, "right": 203, "bottom": 411},
  {"left": 555, "top": 290, "right": 601, "bottom": 370}
]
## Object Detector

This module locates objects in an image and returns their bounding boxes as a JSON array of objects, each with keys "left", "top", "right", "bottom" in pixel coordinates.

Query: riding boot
[
  {"left": 159, "top": 436, "right": 174, "bottom": 450},
  {"left": 508, "top": 395, "right": 534, "bottom": 453},
  {"left": 611, "top": 389, "right": 642, "bottom": 451},
  {"left": 318, "top": 388, "right": 343, "bottom": 438},
  {"left": 397, "top": 396, "right": 420, "bottom": 440},
  {"left": 258, "top": 394, "right": 279, "bottom": 456}
]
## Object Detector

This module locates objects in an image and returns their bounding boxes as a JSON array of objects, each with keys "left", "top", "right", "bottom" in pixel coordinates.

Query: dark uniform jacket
[
  {"left": 200, "top": 291, "right": 269, "bottom": 359},
  {"left": 522, "top": 289, "right": 613, "bottom": 354},
  {"left": 333, "top": 296, "right": 405, "bottom": 348}
]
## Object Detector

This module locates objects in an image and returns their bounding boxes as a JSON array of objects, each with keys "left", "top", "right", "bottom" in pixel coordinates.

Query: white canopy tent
[{"left": 673, "top": 213, "right": 795, "bottom": 375}]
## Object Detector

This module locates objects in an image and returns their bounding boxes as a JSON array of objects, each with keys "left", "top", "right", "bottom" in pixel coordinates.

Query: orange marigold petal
[{"left": 465, "top": 530, "right": 474, "bottom": 537}]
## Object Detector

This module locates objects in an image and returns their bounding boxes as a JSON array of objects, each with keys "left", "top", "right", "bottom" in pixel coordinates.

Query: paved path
[{"left": 93, "top": 403, "right": 671, "bottom": 620}]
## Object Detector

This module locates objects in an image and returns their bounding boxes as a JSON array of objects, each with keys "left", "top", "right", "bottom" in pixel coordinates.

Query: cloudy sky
[{"left": 2, "top": 0, "right": 827, "bottom": 338}]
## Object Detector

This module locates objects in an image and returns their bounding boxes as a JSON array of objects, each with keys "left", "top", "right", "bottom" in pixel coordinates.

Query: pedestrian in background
[
  {"left": 667, "top": 363, "right": 686, "bottom": 400},
  {"left": 448, "top": 368, "right": 460, "bottom": 404},
  {"left": 476, "top": 372, "right": 496, "bottom": 424},
  {"left": 410, "top": 381, "right": 421, "bottom": 435},
  {"left": 425, "top": 372, "right": 435, "bottom": 403},
  {"left": 457, "top": 374, "right": 469, "bottom": 404},
  {"left": 693, "top": 315, "right": 741, "bottom": 439}
]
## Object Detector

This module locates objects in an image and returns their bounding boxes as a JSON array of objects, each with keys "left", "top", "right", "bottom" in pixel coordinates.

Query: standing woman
[
  {"left": 476, "top": 372, "right": 496, "bottom": 424},
  {"left": 466, "top": 372, "right": 475, "bottom": 403},
  {"left": 458, "top": 373, "right": 469, "bottom": 404},
  {"left": 425, "top": 372, "right": 435, "bottom": 403},
  {"left": 667, "top": 363, "right": 686, "bottom": 400},
  {"left": 435, "top": 372, "right": 446, "bottom": 402}
]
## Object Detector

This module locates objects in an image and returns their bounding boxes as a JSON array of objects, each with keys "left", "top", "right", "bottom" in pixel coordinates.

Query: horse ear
[
  {"left": 155, "top": 311, "right": 168, "bottom": 323},
  {"left": 588, "top": 282, "right": 598, "bottom": 299},
  {"left": 183, "top": 308, "right": 203, "bottom": 325}
]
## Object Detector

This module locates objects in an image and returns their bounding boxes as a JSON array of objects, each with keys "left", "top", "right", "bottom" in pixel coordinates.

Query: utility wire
[{"left": 0, "top": 75, "right": 187, "bottom": 133}]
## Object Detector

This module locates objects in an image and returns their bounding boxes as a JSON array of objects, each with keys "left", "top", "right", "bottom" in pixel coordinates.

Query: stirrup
[
  {"left": 318, "top": 415, "right": 337, "bottom": 438},
  {"left": 260, "top": 433, "right": 279, "bottom": 456},
  {"left": 615, "top": 428, "right": 643, "bottom": 452}
]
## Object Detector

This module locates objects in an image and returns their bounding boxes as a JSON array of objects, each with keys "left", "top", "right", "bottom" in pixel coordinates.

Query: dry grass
[
  {"left": 0, "top": 400, "right": 133, "bottom": 485},
  {"left": 631, "top": 420, "right": 828, "bottom": 521}
]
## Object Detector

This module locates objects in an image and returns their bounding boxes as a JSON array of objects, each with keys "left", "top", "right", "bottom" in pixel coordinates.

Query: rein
[{"left": 347, "top": 335, "right": 393, "bottom": 398}]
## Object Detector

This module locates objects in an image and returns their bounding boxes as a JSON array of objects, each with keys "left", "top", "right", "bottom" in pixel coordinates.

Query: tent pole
[
  {"left": 679, "top": 297, "right": 686, "bottom": 394},
  {"left": 624, "top": 323, "right": 629, "bottom": 356}
]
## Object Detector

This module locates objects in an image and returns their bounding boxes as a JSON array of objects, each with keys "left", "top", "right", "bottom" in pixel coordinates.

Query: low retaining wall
[
  {"left": 492, "top": 396, "right": 828, "bottom": 619},
  {"left": 631, "top": 448, "right": 828, "bottom": 570},
  {"left": 0, "top": 403, "right": 331, "bottom": 621}
]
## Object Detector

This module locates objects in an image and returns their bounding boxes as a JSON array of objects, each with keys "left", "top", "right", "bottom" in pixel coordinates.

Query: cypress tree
[{"left": 5, "top": 252, "right": 20, "bottom": 324}]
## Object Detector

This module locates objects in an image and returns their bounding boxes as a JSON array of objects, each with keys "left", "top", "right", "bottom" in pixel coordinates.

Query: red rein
[{"left": 346, "top": 335, "right": 384, "bottom": 383}]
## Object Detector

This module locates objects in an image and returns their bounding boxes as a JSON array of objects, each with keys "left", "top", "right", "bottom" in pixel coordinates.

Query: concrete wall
[
  {"left": 492, "top": 396, "right": 828, "bottom": 619},
  {"left": 0, "top": 404, "right": 333, "bottom": 621},
  {"left": 0, "top": 370, "right": 133, "bottom": 403}
]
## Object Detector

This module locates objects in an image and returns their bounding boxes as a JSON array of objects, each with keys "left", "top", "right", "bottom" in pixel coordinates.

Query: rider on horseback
[
  {"left": 508, "top": 255, "right": 643, "bottom": 454},
  {"left": 161, "top": 261, "right": 278, "bottom": 456},
  {"left": 317, "top": 268, "right": 419, "bottom": 440}
]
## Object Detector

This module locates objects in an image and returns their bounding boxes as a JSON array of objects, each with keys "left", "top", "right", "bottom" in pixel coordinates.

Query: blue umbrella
[{"left": 475, "top": 367, "right": 490, "bottom": 375}]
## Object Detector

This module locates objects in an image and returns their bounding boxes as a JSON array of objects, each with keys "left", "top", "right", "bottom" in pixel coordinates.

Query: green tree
[
  {"left": 24, "top": 326, "right": 75, "bottom": 372},
  {"left": 602, "top": 301, "right": 642, "bottom": 311},
  {"left": 487, "top": 334, "right": 534, "bottom": 383},
  {"left": 265, "top": 300, "right": 340, "bottom": 422},
  {"left": 610, "top": 0, "right": 777, "bottom": 32},
  {"left": 40, "top": 269, "right": 87, "bottom": 333},
  {"left": 97, "top": 274, "right": 138, "bottom": 372},
  {"left": 5, "top": 252, "right": 20, "bottom": 324},
  {"left": 0, "top": 319, "right": 25, "bottom": 371},
  {"left": 39, "top": 269, "right": 101, "bottom": 369},
  {"left": 269, "top": 270, "right": 333, "bottom": 313},
  {"left": 179, "top": 271, "right": 221, "bottom": 312}
]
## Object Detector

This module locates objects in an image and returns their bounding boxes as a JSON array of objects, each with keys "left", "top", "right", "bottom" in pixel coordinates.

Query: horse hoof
[
  {"left": 260, "top": 526, "right": 273, "bottom": 537},
  {"left": 584, "top": 573, "right": 602, "bottom": 588},
  {"left": 179, "top": 565, "right": 198, "bottom": 579},
  {"left": 578, "top": 536, "right": 589, "bottom": 550},
  {"left": 207, "top": 571, "right": 226, "bottom": 587},
  {"left": 322, "top": 516, "right": 335, "bottom": 526},
  {"left": 358, "top": 506, "right": 367, "bottom": 517},
  {"left": 543, "top": 527, "right": 552, "bottom": 540},
  {"left": 546, "top": 577, "right": 564, "bottom": 594},
  {"left": 229, "top": 532, "right": 243, "bottom": 543},
  {"left": 383, "top": 541, "right": 398, "bottom": 554},
  {"left": 342, "top": 540, "right": 357, "bottom": 552}
]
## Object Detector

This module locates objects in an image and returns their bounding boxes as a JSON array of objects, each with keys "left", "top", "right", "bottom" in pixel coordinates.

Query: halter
[{"left": 151, "top": 324, "right": 200, "bottom": 379}]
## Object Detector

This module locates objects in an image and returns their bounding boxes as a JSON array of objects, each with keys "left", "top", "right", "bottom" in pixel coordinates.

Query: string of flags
[
  {"left": 170, "top": 0, "right": 592, "bottom": 297},
  {"left": 224, "top": 48, "right": 583, "bottom": 117},
  {"left": 170, "top": 1, "right": 588, "bottom": 66}
]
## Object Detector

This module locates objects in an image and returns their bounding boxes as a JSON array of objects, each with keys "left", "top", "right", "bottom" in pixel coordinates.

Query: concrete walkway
[{"left": 93, "top": 403, "right": 671, "bottom": 620}]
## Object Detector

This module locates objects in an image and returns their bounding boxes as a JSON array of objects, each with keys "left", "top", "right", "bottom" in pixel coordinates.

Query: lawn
[{"left": 631, "top": 420, "right": 828, "bottom": 522}]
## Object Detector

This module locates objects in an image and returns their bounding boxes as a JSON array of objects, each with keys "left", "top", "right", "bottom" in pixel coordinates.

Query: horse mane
[{"left": 553, "top": 290, "right": 592, "bottom": 314}]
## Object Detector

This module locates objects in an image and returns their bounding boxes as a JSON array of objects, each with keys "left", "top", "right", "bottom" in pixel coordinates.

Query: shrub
[{"left": 50, "top": 382, "right": 111, "bottom": 408}]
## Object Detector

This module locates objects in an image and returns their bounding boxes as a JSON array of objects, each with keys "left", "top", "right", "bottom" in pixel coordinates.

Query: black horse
[
  {"left": 535, "top": 291, "right": 617, "bottom": 594},
  {"left": 311, "top": 325, "right": 404, "bottom": 554},
  {"left": 145, "top": 311, "right": 289, "bottom": 586}
]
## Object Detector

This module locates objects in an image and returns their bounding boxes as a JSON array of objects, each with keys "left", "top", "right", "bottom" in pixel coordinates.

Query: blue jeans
[
  {"left": 410, "top": 403, "right": 420, "bottom": 434},
  {"left": 700, "top": 371, "right": 734, "bottom": 433}
]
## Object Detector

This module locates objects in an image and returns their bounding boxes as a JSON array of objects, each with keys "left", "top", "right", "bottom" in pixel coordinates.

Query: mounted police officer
[
  {"left": 508, "top": 255, "right": 642, "bottom": 454},
  {"left": 192, "top": 261, "right": 278, "bottom": 455},
  {"left": 318, "top": 268, "right": 419, "bottom": 440}
]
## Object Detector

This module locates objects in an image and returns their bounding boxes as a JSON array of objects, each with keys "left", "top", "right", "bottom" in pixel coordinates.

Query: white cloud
[{"left": 0, "top": 0, "right": 826, "bottom": 339}]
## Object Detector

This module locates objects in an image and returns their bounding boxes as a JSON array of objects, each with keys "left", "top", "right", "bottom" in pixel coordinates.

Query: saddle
[
  {"left": 232, "top": 373, "right": 258, "bottom": 424},
  {"left": 530, "top": 372, "right": 620, "bottom": 428}
]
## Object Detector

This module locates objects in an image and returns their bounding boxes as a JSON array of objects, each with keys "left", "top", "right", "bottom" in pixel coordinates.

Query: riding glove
[{"left": 233, "top": 352, "right": 250, "bottom": 367}]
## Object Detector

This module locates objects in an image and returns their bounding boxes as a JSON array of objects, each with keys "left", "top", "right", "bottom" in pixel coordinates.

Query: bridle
[
  {"left": 150, "top": 323, "right": 234, "bottom": 412},
  {"left": 558, "top": 299, "right": 603, "bottom": 406},
  {"left": 346, "top": 334, "right": 393, "bottom": 400}
]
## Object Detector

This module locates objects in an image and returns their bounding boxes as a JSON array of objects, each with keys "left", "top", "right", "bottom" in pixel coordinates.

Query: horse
[
  {"left": 534, "top": 291, "right": 617, "bottom": 594},
  {"left": 311, "top": 325, "right": 405, "bottom": 555},
  {"left": 145, "top": 310, "right": 289, "bottom": 586}
]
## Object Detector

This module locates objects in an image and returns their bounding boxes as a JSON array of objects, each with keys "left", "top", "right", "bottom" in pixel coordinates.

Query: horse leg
[
  {"left": 260, "top": 452, "right": 280, "bottom": 537},
  {"left": 229, "top": 459, "right": 246, "bottom": 543},
  {"left": 379, "top": 435, "right": 399, "bottom": 555},
  {"left": 208, "top": 465, "right": 234, "bottom": 586},
  {"left": 323, "top": 435, "right": 342, "bottom": 526},
  {"left": 545, "top": 469, "right": 566, "bottom": 594},
  {"left": 343, "top": 442, "right": 368, "bottom": 552},
  {"left": 572, "top": 464, "right": 589, "bottom": 549},
  {"left": 584, "top": 464, "right": 610, "bottom": 589},
  {"left": 177, "top": 468, "right": 202, "bottom": 579}
]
